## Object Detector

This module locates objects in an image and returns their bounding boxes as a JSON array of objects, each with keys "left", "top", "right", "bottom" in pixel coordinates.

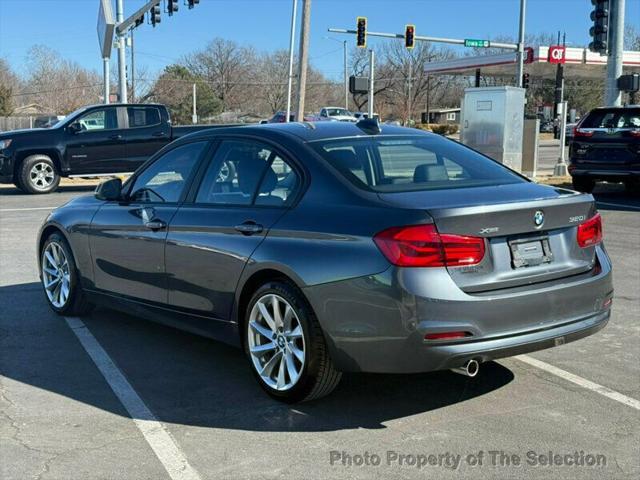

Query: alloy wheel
[
  {"left": 30, "top": 162, "right": 55, "bottom": 190},
  {"left": 42, "top": 242, "right": 71, "bottom": 308},
  {"left": 247, "top": 294, "right": 306, "bottom": 391}
]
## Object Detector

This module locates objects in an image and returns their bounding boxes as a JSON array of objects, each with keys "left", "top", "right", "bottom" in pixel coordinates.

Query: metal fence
[{"left": 0, "top": 117, "right": 34, "bottom": 131}]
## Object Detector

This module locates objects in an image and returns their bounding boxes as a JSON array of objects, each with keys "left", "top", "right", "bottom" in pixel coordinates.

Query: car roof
[{"left": 182, "top": 121, "right": 429, "bottom": 143}]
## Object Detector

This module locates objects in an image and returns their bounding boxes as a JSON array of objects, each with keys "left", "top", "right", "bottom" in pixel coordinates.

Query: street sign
[
  {"left": 548, "top": 45, "right": 566, "bottom": 64},
  {"left": 97, "top": 0, "right": 115, "bottom": 59},
  {"left": 464, "top": 39, "right": 490, "bottom": 48}
]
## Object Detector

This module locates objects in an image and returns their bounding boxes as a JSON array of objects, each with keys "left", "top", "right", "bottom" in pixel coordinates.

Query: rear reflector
[
  {"left": 373, "top": 224, "right": 485, "bottom": 267},
  {"left": 577, "top": 213, "right": 603, "bottom": 248},
  {"left": 424, "top": 331, "right": 471, "bottom": 340}
]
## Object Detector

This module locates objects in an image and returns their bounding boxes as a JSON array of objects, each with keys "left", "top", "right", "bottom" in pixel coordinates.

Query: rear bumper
[
  {"left": 305, "top": 246, "right": 613, "bottom": 373},
  {"left": 569, "top": 165, "right": 640, "bottom": 181}
]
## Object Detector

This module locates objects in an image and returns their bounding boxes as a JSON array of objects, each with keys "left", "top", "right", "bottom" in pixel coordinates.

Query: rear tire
[
  {"left": 17, "top": 155, "right": 60, "bottom": 194},
  {"left": 243, "top": 280, "right": 341, "bottom": 403},
  {"left": 40, "top": 233, "right": 94, "bottom": 316},
  {"left": 572, "top": 177, "right": 595, "bottom": 193}
]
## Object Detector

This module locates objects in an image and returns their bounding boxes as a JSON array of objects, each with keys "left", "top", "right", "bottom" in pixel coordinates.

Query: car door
[
  {"left": 89, "top": 140, "right": 209, "bottom": 304},
  {"left": 165, "top": 138, "right": 301, "bottom": 320},
  {"left": 64, "top": 106, "right": 126, "bottom": 174},
  {"left": 121, "top": 105, "right": 170, "bottom": 172}
]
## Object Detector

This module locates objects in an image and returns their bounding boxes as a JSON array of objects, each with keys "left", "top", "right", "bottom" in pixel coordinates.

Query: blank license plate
[{"left": 509, "top": 237, "right": 553, "bottom": 268}]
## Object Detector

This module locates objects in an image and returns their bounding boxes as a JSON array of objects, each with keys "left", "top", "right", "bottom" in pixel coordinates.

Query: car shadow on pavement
[
  {"left": 0, "top": 185, "right": 96, "bottom": 195},
  {"left": 0, "top": 282, "right": 514, "bottom": 432}
]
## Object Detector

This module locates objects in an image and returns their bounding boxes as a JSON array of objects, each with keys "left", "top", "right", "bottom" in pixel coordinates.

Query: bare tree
[
  {"left": 184, "top": 38, "right": 256, "bottom": 112},
  {"left": 23, "top": 46, "right": 101, "bottom": 114},
  {"left": 0, "top": 57, "right": 20, "bottom": 115}
]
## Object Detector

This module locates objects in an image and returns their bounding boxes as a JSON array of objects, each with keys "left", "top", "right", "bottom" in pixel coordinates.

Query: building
[{"left": 424, "top": 108, "right": 461, "bottom": 124}]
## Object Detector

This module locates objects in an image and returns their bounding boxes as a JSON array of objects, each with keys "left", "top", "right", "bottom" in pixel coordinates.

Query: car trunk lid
[{"left": 378, "top": 182, "right": 598, "bottom": 292}]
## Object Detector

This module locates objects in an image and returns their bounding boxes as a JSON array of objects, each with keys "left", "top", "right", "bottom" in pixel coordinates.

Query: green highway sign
[{"left": 464, "top": 39, "right": 490, "bottom": 48}]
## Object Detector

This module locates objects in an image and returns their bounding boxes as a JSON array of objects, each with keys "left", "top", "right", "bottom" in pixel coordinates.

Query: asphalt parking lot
[{"left": 1, "top": 182, "right": 639, "bottom": 480}]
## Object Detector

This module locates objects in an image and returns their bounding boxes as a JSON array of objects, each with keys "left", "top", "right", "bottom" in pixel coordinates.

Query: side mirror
[
  {"left": 68, "top": 122, "right": 82, "bottom": 134},
  {"left": 95, "top": 178, "right": 122, "bottom": 201}
]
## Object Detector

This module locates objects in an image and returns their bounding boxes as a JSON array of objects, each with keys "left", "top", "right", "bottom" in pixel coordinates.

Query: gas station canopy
[{"left": 424, "top": 46, "right": 640, "bottom": 80}]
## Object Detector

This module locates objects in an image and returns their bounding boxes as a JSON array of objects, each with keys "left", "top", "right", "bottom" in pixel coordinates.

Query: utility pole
[
  {"left": 515, "top": 0, "right": 526, "bottom": 87},
  {"left": 103, "top": 58, "right": 110, "bottom": 104},
  {"left": 116, "top": 0, "right": 127, "bottom": 103},
  {"left": 553, "top": 31, "right": 565, "bottom": 139},
  {"left": 407, "top": 54, "right": 413, "bottom": 125},
  {"left": 368, "top": 49, "right": 375, "bottom": 118},
  {"left": 295, "top": 0, "right": 311, "bottom": 121},
  {"left": 130, "top": 29, "right": 135, "bottom": 103},
  {"left": 285, "top": 0, "right": 298, "bottom": 123},
  {"left": 192, "top": 83, "right": 198, "bottom": 124},
  {"left": 343, "top": 40, "right": 348, "bottom": 110},
  {"left": 605, "top": 0, "right": 625, "bottom": 106}
]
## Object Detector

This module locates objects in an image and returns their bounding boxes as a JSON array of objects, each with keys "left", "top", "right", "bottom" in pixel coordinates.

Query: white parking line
[
  {"left": 0, "top": 207, "right": 57, "bottom": 212},
  {"left": 64, "top": 316, "right": 202, "bottom": 480},
  {"left": 596, "top": 201, "right": 640, "bottom": 211},
  {"left": 516, "top": 355, "right": 640, "bottom": 411}
]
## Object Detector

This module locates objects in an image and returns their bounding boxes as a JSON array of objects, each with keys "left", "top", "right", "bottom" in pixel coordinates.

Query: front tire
[
  {"left": 17, "top": 155, "right": 60, "bottom": 194},
  {"left": 243, "top": 281, "right": 341, "bottom": 402},
  {"left": 572, "top": 176, "right": 595, "bottom": 193},
  {"left": 41, "top": 233, "right": 94, "bottom": 316}
]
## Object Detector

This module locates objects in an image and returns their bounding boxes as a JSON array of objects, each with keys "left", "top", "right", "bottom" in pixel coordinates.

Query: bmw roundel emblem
[{"left": 533, "top": 210, "right": 545, "bottom": 227}]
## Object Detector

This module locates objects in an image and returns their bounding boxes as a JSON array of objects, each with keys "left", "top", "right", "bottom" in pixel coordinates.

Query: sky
[{"left": 0, "top": 0, "right": 639, "bottom": 82}]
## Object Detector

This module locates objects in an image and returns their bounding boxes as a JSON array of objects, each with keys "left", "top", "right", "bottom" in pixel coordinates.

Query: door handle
[
  {"left": 234, "top": 222, "right": 263, "bottom": 235},
  {"left": 145, "top": 220, "right": 167, "bottom": 231},
  {"left": 152, "top": 131, "right": 166, "bottom": 137},
  {"left": 109, "top": 134, "right": 123, "bottom": 140}
]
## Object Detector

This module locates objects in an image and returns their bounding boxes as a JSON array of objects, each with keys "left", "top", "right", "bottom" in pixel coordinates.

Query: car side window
[
  {"left": 195, "top": 140, "right": 298, "bottom": 207},
  {"left": 77, "top": 108, "right": 118, "bottom": 131},
  {"left": 127, "top": 107, "right": 161, "bottom": 128},
  {"left": 129, "top": 142, "right": 207, "bottom": 203},
  {"left": 255, "top": 155, "right": 299, "bottom": 206}
]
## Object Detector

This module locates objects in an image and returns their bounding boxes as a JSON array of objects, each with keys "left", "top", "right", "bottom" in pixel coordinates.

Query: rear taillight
[
  {"left": 373, "top": 224, "right": 485, "bottom": 267},
  {"left": 577, "top": 213, "right": 603, "bottom": 248},
  {"left": 629, "top": 129, "right": 640, "bottom": 138},
  {"left": 574, "top": 128, "right": 594, "bottom": 138}
]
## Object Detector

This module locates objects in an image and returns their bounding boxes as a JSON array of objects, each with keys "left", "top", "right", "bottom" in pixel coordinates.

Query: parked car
[
  {"left": 0, "top": 103, "right": 227, "bottom": 193},
  {"left": 267, "top": 111, "right": 295, "bottom": 123},
  {"left": 568, "top": 106, "right": 640, "bottom": 192},
  {"left": 38, "top": 120, "right": 612, "bottom": 402},
  {"left": 318, "top": 107, "right": 356, "bottom": 122},
  {"left": 540, "top": 120, "right": 554, "bottom": 133}
]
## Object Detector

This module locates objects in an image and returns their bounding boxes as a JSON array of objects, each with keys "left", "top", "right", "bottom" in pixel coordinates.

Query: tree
[
  {"left": 147, "top": 65, "right": 221, "bottom": 124},
  {"left": 23, "top": 46, "right": 101, "bottom": 113},
  {"left": 0, "top": 58, "right": 19, "bottom": 116},
  {"left": 184, "top": 38, "right": 256, "bottom": 112}
]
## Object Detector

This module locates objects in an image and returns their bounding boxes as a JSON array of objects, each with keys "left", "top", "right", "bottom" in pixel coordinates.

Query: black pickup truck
[{"left": 0, "top": 103, "right": 225, "bottom": 193}]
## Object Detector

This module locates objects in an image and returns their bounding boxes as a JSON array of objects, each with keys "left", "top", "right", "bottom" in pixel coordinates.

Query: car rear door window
[
  {"left": 195, "top": 140, "right": 298, "bottom": 207},
  {"left": 129, "top": 141, "right": 207, "bottom": 203},
  {"left": 77, "top": 108, "right": 118, "bottom": 131},
  {"left": 127, "top": 106, "right": 161, "bottom": 128}
]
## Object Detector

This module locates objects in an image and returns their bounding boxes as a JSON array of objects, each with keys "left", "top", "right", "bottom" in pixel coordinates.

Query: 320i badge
[{"left": 37, "top": 120, "right": 613, "bottom": 402}]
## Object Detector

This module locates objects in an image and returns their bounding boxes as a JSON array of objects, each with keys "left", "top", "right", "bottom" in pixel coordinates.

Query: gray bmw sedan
[{"left": 38, "top": 120, "right": 612, "bottom": 402}]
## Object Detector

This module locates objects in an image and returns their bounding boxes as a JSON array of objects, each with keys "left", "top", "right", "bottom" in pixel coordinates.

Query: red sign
[{"left": 548, "top": 46, "right": 566, "bottom": 64}]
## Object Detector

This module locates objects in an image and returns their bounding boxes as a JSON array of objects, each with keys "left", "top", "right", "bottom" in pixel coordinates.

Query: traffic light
[
  {"left": 522, "top": 73, "right": 530, "bottom": 89},
  {"left": 150, "top": 4, "right": 161, "bottom": 26},
  {"left": 589, "top": 0, "right": 609, "bottom": 54},
  {"left": 187, "top": 0, "right": 200, "bottom": 9},
  {"left": 134, "top": 14, "right": 144, "bottom": 27},
  {"left": 356, "top": 17, "right": 367, "bottom": 48},
  {"left": 167, "top": 0, "right": 179, "bottom": 15},
  {"left": 405, "top": 25, "right": 415, "bottom": 49}
]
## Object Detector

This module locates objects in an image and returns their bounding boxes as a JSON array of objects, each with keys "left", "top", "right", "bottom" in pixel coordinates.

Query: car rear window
[
  {"left": 580, "top": 108, "right": 640, "bottom": 129},
  {"left": 312, "top": 135, "right": 525, "bottom": 193}
]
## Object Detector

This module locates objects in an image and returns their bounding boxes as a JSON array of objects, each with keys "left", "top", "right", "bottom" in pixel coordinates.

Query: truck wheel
[
  {"left": 17, "top": 155, "right": 60, "bottom": 194},
  {"left": 572, "top": 177, "right": 595, "bottom": 193}
]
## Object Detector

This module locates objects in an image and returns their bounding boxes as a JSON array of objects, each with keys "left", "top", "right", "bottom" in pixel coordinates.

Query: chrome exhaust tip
[{"left": 451, "top": 359, "right": 480, "bottom": 378}]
